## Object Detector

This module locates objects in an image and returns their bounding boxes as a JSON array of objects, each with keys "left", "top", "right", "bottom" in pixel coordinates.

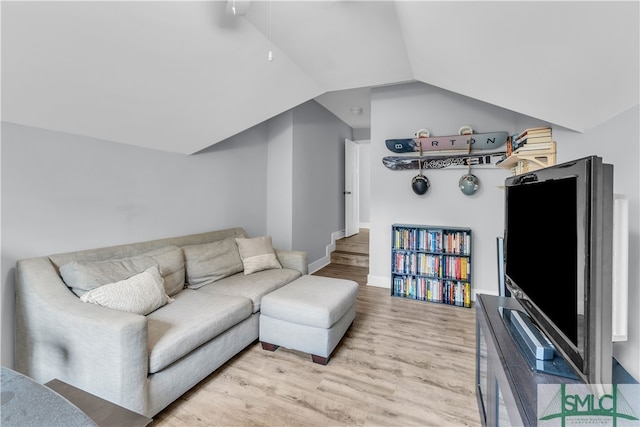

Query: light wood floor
[{"left": 153, "top": 257, "right": 480, "bottom": 426}]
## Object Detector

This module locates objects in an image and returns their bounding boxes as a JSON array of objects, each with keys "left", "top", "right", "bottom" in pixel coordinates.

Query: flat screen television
[{"left": 504, "top": 155, "right": 613, "bottom": 385}]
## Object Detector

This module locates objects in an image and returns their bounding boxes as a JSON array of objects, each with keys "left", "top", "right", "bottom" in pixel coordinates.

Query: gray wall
[
  {"left": 552, "top": 106, "right": 640, "bottom": 382},
  {"left": 1, "top": 122, "right": 270, "bottom": 367},
  {"left": 266, "top": 111, "right": 294, "bottom": 250},
  {"left": 367, "top": 81, "right": 639, "bottom": 380},
  {"left": 353, "top": 128, "right": 371, "bottom": 141},
  {"left": 4, "top": 89, "right": 636, "bottom": 380},
  {"left": 291, "top": 100, "right": 353, "bottom": 263},
  {"left": 369, "top": 82, "right": 518, "bottom": 291},
  {"left": 358, "top": 141, "right": 371, "bottom": 227},
  {"left": 1, "top": 101, "right": 352, "bottom": 368}
]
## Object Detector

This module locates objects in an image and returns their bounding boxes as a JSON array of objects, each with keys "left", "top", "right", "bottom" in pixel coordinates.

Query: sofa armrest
[
  {"left": 15, "top": 257, "right": 149, "bottom": 414},
  {"left": 274, "top": 249, "right": 308, "bottom": 275}
]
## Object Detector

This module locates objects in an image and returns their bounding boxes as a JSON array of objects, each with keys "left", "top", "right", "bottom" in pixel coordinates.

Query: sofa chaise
[{"left": 15, "top": 227, "right": 308, "bottom": 417}]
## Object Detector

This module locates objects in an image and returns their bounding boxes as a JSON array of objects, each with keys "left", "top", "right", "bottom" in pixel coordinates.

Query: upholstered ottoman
[{"left": 259, "top": 275, "right": 358, "bottom": 364}]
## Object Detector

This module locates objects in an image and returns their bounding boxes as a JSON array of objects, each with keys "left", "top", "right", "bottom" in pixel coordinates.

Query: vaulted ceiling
[{"left": 2, "top": 1, "right": 638, "bottom": 155}]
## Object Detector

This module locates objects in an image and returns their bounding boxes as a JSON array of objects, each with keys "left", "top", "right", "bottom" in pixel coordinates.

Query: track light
[{"left": 267, "top": 0, "right": 273, "bottom": 62}]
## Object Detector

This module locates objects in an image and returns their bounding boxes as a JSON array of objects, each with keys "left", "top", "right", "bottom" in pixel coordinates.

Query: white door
[{"left": 345, "top": 139, "right": 359, "bottom": 237}]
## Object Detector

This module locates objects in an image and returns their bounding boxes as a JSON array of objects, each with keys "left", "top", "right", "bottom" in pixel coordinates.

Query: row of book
[
  {"left": 392, "top": 276, "right": 471, "bottom": 308},
  {"left": 393, "top": 252, "right": 470, "bottom": 280},
  {"left": 392, "top": 228, "right": 471, "bottom": 255},
  {"left": 506, "top": 126, "right": 555, "bottom": 155}
]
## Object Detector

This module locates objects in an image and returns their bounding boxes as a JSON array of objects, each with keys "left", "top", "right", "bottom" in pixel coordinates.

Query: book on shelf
[
  {"left": 511, "top": 159, "right": 546, "bottom": 175},
  {"left": 512, "top": 127, "right": 552, "bottom": 150},
  {"left": 393, "top": 276, "right": 471, "bottom": 308},
  {"left": 513, "top": 134, "right": 552, "bottom": 149},
  {"left": 513, "top": 135, "right": 552, "bottom": 147},
  {"left": 513, "top": 126, "right": 552, "bottom": 141},
  {"left": 513, "top": 141, "right": 555, "bottom": 152},
  {"left": 394, "top": 253, "right": 471, "bottom": 280},
  {"left": 442, "top": 255, "right": 470, "bottom": 280},
  {"left": 394, "top": 227, "right": 472, "bottom": 255},
  {"left": 443, "top": 231, "right": 471, "bottom": 255},
  {"left": 391, "top": 224, "right": 472, "bottom": 308},
  {"left": 516, "top": 134, "right": 552, "bottom": 144}
]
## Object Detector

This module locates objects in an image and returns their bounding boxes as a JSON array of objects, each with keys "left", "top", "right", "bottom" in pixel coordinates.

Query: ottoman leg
[
  {"left": 311, "top": 354, "right": 329, "bottom": 365},
  {"left": 261, "top": 342, "right": 279, "bottom": 352}
]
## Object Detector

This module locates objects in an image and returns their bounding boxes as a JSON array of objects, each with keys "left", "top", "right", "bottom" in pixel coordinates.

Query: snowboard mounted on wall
[
  {"left": 385, "top": 131, "right": 509, "bottom": 154},
  {"left": 382, "top": 151, "right": 507, "bottom": 170}
]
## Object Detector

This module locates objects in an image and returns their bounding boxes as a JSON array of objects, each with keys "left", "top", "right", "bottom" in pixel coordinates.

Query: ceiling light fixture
[
  {"left": 350, "top": 106, "right": 363, "bottom": 115},
  {"left": 225, "top": 0, "right": 250, "bottom": 16}
]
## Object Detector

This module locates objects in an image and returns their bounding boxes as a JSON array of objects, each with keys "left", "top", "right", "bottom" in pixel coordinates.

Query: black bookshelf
[{"left": 391, "top": 224, "right": 472, "bottom": 308}]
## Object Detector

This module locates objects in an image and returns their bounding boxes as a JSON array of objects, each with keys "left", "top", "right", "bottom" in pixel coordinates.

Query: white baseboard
[
  {"left": 308, "top": 258, "right": 329, "bottom": 274},
  {"left": 359, "top": 222, "right": 371, "bottom": 229},
  {"left": 473, "top": 290, "right": 495, "bottom": 301},
  {"left": 308, "top": 229, "right": 345, "bottom": 274},
  {"left": 367, "top": 275, "right": 389, "bottom": 288}
]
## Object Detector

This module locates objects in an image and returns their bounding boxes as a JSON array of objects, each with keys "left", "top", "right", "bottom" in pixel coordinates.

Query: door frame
[{"left": 345, "top": 139, "right": 359, "bottom": 237}]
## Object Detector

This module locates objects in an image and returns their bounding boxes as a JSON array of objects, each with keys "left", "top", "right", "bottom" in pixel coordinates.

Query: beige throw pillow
[
  {"left": 235, "top": 236, "right": 282, "bottom": 275},
  {"left": 80, "top": 266, "right": 173, "bottom": 315}
]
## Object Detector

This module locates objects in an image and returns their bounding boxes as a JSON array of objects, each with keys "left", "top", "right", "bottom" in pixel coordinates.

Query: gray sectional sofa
[{"left": 15, "top": 227, "right": 308, "bottom": 418}]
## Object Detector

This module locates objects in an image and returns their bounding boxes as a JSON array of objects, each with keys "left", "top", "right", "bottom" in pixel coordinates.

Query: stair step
[
  {"left": 335, "top": 240, "right": 368, "bottom": 254},
  {"left": 330, "top": 250, "right": 369, "bottom": 267}
]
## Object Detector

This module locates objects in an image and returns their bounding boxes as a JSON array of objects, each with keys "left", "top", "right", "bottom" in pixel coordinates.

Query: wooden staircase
[{"left": 330, "top": 229, "right": 369, "bottom": 267}]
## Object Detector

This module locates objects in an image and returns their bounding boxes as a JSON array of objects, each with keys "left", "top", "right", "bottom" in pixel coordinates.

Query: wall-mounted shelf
[{"left": 497, "top": 142, "right": 556, "bottom": 175}]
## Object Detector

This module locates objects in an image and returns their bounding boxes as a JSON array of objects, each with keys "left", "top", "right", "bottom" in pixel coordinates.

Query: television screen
[
  {"left": 503, "top": 156, "right": 613, "bottom": 385},
  {"left": 505, "top": 177, "right": 579, "bottom": 346}
]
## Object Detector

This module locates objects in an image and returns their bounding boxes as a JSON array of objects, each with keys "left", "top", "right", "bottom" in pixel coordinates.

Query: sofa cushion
[
  {"left": 260, "top": 275, "right": 359, "bottom": 328},
  {"left": 182, "top": 238, "right": 243, "bottom": 289},
  {"left": 235, "top": 236, "right": 282, "bottom": 275},
  {"left": 199, "top": 269, "right": 302, "bottom": 313},
  {"left": 146, "top": 246, "right": 186, "bottom": 296},
  {"left": 80, "top": 266, "right": 173, "bottom": 315},
  {"left": 146, "top": 289, "right": 252, "bottom": 374},
  {"left": 60, "top": 246, "right": 185, "bottom": 297}
]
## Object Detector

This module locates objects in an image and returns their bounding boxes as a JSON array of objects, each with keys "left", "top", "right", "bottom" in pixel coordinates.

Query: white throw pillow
[
  {"left": 80, "top": 266, "right": 173, "bottom": 315},
  {"left": 234, "top": 236, "right": 282, "bottom": 275}
]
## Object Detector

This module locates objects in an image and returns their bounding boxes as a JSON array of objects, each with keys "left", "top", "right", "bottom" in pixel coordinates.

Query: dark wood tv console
[
  {"left": 475, "top": 294, "right": 580, "bottom": 426},
  {"left": 45, "top": 379, "right": 151, "bottom": 427}
]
